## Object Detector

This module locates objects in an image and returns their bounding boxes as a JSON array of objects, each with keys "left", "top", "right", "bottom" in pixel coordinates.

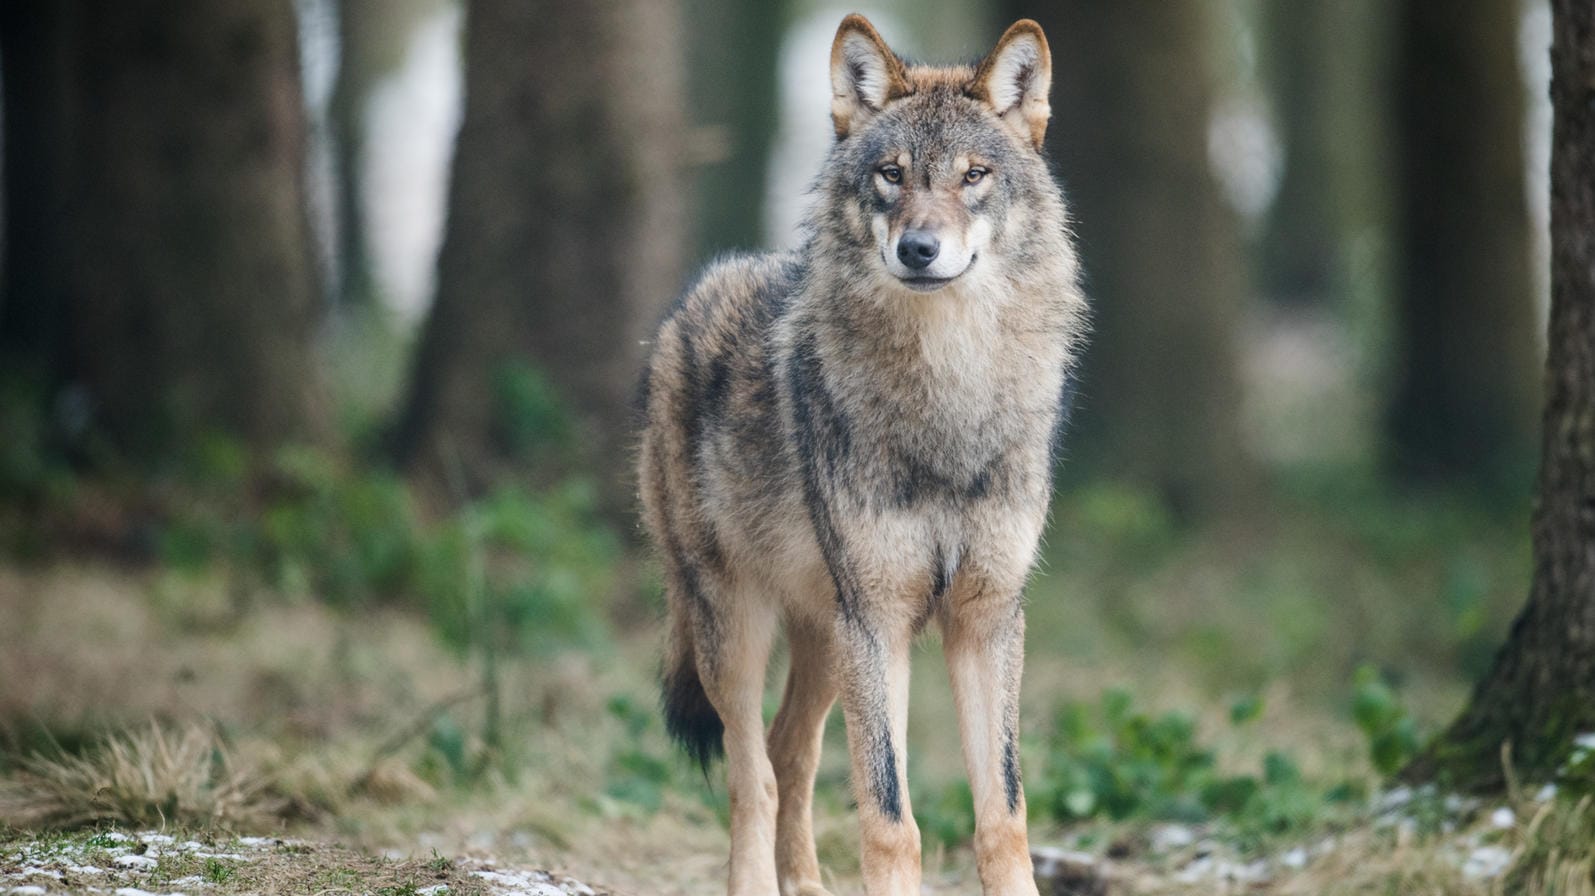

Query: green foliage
[
  {"left": 1032, "top": 689, "right": 1360, "bottom": 841},
  {"left": 421, "top": 716, "right": 472, "bottom": 783},
  {"left": 257, "top": 446, "right": 418, "bottom": 604},
  {"left": 1557, "top": 735, "right": 1595, "bottom": 794},
  {"left": 1037, "top": 689, "right": 1218, "bottom": 823},
  {"left": 418, "top": 481, "right": 616, "bottom": 657},
  {"left": 1067, "top": 481, "right": 1180, "bottom": 558},
  {"left": 202, "top": 857, "right": 236, "bottom": 884},
  {"left": 916, "top": 779, "right": 975, "bottom": 849},
  {"left": 492, "top": 361, "right": 575, "bottom": 464},
  {"left": 1351, "top": 665, "right": 1420, "bottom": 776},
  {"left": 149, "top": 443, "right": 618, "bottom": 662},
  {"left": 600, "top": 695, "right": 678, "bottom": 814},
  {"left": 0, "top": 376, "right": 54, "bottom": 499}
]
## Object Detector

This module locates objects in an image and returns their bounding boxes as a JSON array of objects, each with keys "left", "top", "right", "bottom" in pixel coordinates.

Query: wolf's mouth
[
  {"left": 895, "top": 254, "right": 976, "bottom": 293},
  {"left": 899, "top": 275, "right": 957, "bottom": 292}
]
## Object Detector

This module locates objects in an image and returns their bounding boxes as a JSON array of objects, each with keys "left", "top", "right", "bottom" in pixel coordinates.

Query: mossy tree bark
[
  {"left": 1403, "top": 0, "right": 1595, "bottom": 792},
  {"left": 395, "top": 0, "right": 689, "bottom": 514},
  {"left": 1387, "top": 0, "right": 1540, "bottom": 490},
  {"left": 1016, "top": 0, "right": 1254, "bottom": 520},
  {"left": 2, "top": 0, "right": 323, "bottom": 465}
]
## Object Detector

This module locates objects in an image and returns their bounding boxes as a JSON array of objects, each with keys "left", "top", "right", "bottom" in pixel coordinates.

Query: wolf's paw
[{"left": 791, "top": 884, "right": 835, "bottom": 896}]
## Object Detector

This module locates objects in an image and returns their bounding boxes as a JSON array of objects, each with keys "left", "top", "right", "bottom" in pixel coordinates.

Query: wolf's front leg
[
  {"left": 943, "top": 590, "right": 1038, "bottom": 895},
  {"left": 835, "top": 611, "right": 921, "bottom": 896}
]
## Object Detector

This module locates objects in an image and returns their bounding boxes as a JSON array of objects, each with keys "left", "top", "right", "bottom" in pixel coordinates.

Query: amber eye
[
  {"left": 964, "top": 167, "right": 989, "bottom": 185},
  {"left": 879, "top": 164, "right": 903, "bottom": 185}
]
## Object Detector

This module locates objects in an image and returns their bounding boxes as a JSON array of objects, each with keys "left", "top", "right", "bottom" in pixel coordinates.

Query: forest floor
[{"left": 0, "top": 532, "right": 1589, "bottom": 896}]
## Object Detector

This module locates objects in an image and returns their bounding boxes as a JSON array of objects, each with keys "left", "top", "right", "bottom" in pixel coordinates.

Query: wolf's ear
[
  {"left": 971, "top": 19, "right": 1052, "bottom": 150},
  {"left": 830, "top": 14, "right": 909, "bottom": 139}
]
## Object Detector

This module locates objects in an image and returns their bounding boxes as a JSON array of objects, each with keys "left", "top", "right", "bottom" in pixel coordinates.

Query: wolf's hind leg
[
  {"left": 696, "top": 588, "right": 781, "bottom": 896},
  {"left": 768, "top": 617, "right": 838, "bottom": 896},
  {"left": 943, "top": 590, "right": 1038, "bottom": 896}
]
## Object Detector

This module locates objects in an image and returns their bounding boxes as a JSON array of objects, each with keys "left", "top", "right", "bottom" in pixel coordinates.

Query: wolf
[{"left": 637, "top": 14, "right": 1085, "bottom": 896}]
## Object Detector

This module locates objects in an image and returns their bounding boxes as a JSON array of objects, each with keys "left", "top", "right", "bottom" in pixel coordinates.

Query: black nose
[{"left": 896, "top": 230, "right": 941, "bottom": 270}]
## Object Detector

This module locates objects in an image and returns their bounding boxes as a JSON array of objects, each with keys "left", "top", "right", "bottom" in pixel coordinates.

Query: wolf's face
[{"left": 822, "top": 16, "right": 1054, "bottom": 296}]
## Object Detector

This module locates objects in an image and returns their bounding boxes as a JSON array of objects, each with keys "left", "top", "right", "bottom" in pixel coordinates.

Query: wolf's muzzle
[{"left": 896, "top": 230, "right": 941, "bottom": 270}]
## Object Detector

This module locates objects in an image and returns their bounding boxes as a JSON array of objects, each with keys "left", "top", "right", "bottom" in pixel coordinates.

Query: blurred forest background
[{"left": 1, "top": 0, "right": 1590, "bottom": 892}]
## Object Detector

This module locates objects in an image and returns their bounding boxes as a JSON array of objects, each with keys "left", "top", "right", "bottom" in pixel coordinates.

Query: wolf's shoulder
[{"left": 661, "top": 250, "right": 806, "bottom": 337}]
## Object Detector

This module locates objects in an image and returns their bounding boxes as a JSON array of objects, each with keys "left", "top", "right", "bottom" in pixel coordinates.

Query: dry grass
[{"left": 0, "top": 723, "right": 281, "bottom": 830}]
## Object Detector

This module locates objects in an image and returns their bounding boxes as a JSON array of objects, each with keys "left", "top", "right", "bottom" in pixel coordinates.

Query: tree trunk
[
  {"left": 1404, "top": 0, "right": 1595, "bottom": 792},
  {"left": 1018, "top": 0, "right": 1254, "bottom": 519},
  {"left": 682, "top": 0, "right": 787, "bottom": 255},
  {"left": 1387, "top": 0, "right": 1539, "bottom": 489},
  {"left": 395, "top": 0, "right": 689, "bottom": 513},
  {"left": 0, "top": 0, "right": 79, "bottom": 383},
  {"left": 327, "top": 0, "right": 444, "bottom": 310},
  {"left": 3, "top": 0, "right": 323, "bottom": 464},
  {"left": 1258, "top": 0, "right": 1388, "bottom": 310}
]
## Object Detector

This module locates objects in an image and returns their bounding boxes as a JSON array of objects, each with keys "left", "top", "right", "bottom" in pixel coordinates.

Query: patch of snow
[
  {"left": 1490, "top": 807, "right": 1516, "bottom": 828},
  {"left": 1537, "top": 783, "right": 1559, "bottom": 802},
  {"left": 417, "top": 887, "right": 450, "bottom": 896},
  {"left": 1572, "top": 732, "right": 1595, "bottom": 751},
  {"left": 1150, "top": 824, "right": 1196, "bottom": 852},
  {"left": 1376, "top": 786, "right": 1413, "bottom": 812},
  {"left": 1461, "top": 845, "right": 1513, "bottom": 880},
  {"left": 102, "top": 832, "right": 133, "bottom": 843},
  {"left": 1030, "top": 846, "right": 1099, "bottom": 878},
  {"left": 1278, "top": 847, "right": 1308, "bottom": 869},
  {"left": 114, "top": 855, "right": 158, "bottom": 870},
  {"left": 470, "top": 868, "right": 569, "bottom": 896},
  {"left": 18, "top": 868, "right": 62, "bottom": 880},
  {"left": 233, "top": 837, "right": 277, "bottom": 848},
  {"left": 8, "top": 887, "right": 48, "bottom": 895},
  {"left": 138, "top": 834, "right": 175, "bottom": 847},
  {"left": 1173, "top": 856, "right": 1214, "bottom": 884},
  {"left": 65, "top": 864, "right": 106, "bottom": 875},
  {"left": 1174, "top": 856, "right": 1270, "bottom": 885}
]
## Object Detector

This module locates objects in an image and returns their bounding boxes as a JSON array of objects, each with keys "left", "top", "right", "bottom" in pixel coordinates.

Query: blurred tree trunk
[
  {"left": 1387, "top": 0, "right": 1539, "bottom": 488},
  {"left": 327, "top": 0, "right": 446, "bottom": 309},
  {"left": 2, "top": 0, "right": 323, "bottom": 463},
  {"left": 0, "top": 0, "right": 78, "bottom": 384},
  {"left": 1403, "top": 0, "right": 1595, "bottom": 793},
  {"left": 683, "top": 0, "right": 787, "bottom": 255},
  {"left": 395, "top": 0, "right": 689, "bottom": 514},
  {"left": 1258, "top": 0, "right": 1387, "bottom": 309},
  {"left": 327, "top": 0, "right": 384, "bottom": 310},
  {"left": 1019, "top": 0, "right": 1253, "bottom": 519}
]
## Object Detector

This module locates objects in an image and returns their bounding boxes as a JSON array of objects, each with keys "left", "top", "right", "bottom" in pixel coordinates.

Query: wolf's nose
[{"left": 897, "top": 231, "right": 941, "bottom": 270}]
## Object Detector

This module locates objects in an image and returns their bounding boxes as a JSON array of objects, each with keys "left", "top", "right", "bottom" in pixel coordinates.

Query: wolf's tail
[{"left": 661, "top": 609, "right": 724, "bottom": 775}]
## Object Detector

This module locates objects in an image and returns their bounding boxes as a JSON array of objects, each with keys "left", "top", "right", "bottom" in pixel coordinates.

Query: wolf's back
[{"left": 638, "top": 252, "right": 803, "bottom": 769}]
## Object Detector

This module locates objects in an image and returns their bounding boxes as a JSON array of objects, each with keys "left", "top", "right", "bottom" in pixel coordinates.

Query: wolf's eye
[
  {"left": 878, "top": 164, "right": 903, "bottom": 185},
  {"left": 964, "top": 167, "right": 989, "bottom": 185}
]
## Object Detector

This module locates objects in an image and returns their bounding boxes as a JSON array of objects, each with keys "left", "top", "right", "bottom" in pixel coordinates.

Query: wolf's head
[{"left": 816, "top": 15, "right": 1058, "bottom": 296}]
